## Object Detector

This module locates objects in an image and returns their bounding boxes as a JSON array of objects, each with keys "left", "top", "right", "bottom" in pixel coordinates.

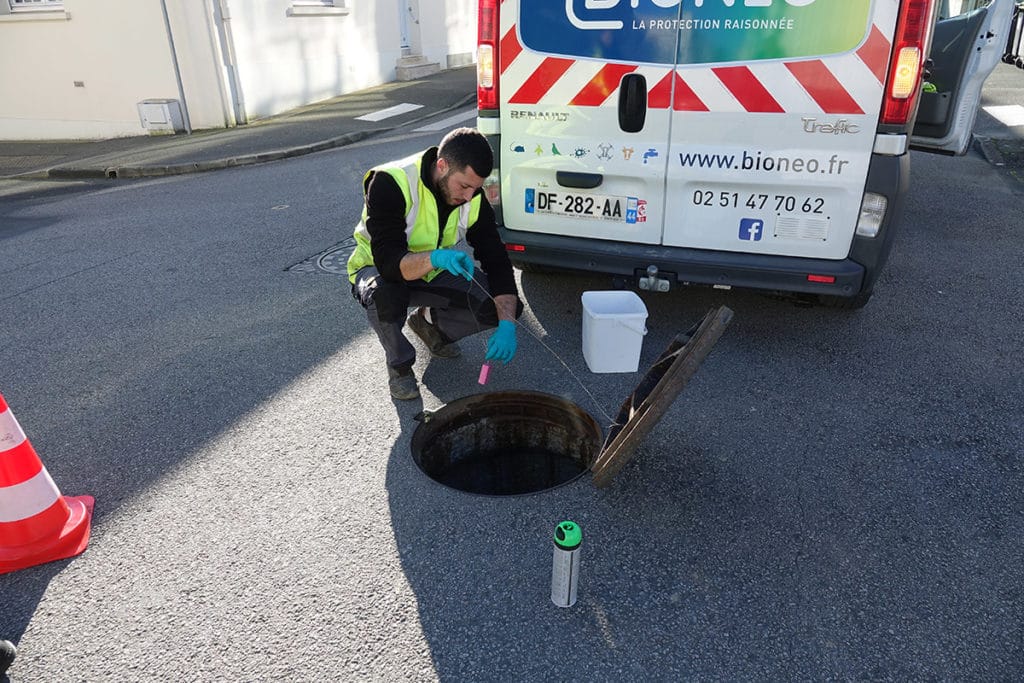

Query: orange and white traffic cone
[{"left": 0, "top": 393, "right": 93, "bottom": 575}]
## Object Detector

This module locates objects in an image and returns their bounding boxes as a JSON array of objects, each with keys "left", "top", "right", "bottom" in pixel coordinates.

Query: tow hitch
[{"left": 637, "top": 265, "right": 672, "bottom": 292}]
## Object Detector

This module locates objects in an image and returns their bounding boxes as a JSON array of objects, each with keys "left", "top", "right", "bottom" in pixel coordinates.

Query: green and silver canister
[{"left": 550, "top": 521, "right": 582, "bottom": 607}]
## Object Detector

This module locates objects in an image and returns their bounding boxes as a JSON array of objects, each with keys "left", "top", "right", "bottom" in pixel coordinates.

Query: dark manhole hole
[{"left": 411, "top": 391, "right": 602, "bottom": 496}]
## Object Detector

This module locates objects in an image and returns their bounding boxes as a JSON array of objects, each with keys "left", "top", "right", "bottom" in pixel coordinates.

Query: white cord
[{"left": 466, "top": 272, "right": 617, "bottom": 425}]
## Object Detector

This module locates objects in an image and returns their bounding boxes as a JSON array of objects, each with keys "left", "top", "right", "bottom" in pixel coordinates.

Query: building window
[{"left": 9, "top": 0, "right": 64, "bottom": 10}]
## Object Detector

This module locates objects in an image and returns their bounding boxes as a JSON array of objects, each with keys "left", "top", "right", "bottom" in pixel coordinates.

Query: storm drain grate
[{"left": 286, "top": 238, "right": 356, "bottom": 275}]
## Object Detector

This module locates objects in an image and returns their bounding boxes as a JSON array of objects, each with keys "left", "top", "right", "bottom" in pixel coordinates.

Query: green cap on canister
[{"left": 553, "top": 521, "right": 582, "bottom": 550}]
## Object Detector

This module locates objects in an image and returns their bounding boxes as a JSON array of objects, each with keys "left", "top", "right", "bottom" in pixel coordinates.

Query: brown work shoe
[
  {"left": 407, "top": 307, "right": 461, "bottom": 358},
  {"left": 388, "top": 366, "right": 420, "bottom": 400}
]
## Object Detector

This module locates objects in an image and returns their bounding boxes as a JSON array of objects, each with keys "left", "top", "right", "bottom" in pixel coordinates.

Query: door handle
[
  {"left": 556, "top": 171, "right": 603, "bottom": 189},
  {"left": 618, "top": 73, "right": 647, "bottom": 133}
]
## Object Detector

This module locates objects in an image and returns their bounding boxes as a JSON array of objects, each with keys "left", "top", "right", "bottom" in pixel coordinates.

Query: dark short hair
[{"left": 438, "top": 127, "right": 494, "bottom": 178}]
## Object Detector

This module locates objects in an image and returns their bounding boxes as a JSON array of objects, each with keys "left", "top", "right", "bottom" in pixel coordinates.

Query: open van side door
[{"left": 911, "top": 0, "right": 1017, "bottom": 154}]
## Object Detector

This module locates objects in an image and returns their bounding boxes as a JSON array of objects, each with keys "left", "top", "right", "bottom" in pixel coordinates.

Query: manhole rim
[{"left": 410, "top": 390, "right": 603, "bottom": 497}]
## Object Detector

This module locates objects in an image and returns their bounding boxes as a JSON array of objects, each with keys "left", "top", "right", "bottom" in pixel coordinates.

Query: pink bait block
[{"left": 478, "top": 362, "right": 492, "bottom": 385}]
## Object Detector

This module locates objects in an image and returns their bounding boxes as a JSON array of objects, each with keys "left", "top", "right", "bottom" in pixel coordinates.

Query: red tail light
[
  {"left": 477, "top": 0, "right": 500, "bottom": 110},
  {"left": 882, "top": 0, "right": 935, "bottom": 125}
]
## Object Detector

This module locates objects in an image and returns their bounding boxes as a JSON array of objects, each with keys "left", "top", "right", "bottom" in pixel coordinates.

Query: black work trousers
[{"left": 352, "top": 266, "right": 520, "bottom": 370}]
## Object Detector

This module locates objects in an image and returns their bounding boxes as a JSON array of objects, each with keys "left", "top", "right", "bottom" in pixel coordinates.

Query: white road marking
[
  {"left": 982, "top": 105, "right": 1024, "bottom": 128},
  {"left": 412, "top": 108, "right": 478, "bottom": 132},
  {"left": 355, "top": 103, "right": 424, "bottom": 122}
]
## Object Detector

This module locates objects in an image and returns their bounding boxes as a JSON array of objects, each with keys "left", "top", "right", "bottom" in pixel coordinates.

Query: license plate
[{"left": 525, "top": 189, "right": 645, "bottom": 224}]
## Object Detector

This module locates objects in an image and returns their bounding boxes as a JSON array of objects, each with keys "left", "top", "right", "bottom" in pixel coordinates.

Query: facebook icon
[{"left": 739, "top": 218, "right": 764, "bottom": 241}]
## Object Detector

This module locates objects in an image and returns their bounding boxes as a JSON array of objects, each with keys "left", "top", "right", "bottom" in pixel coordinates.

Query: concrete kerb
[
  {"left": 107, "top": 131, "right": 374, "bottom": 179},
  {"left": 10, "top": 93, "right": 478, "bottom": 182}
]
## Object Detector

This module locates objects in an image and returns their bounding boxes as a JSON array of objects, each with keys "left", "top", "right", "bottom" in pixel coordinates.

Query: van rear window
[{"left": 519, "top": 0, "right": 873, "bottom": 66}]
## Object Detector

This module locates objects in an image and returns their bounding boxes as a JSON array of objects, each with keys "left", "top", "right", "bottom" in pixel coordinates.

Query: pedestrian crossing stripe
[
  {"left": 982, "top": 105, "right": 1024, "bottom": 128},
  {"left": 355, "top": 102, "right": 424, "bottom": 122}
]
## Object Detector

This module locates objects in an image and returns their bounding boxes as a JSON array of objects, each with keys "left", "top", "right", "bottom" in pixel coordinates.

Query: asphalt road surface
[{"left": 0, "top": 118, "right": 1022, "bottom": 681}]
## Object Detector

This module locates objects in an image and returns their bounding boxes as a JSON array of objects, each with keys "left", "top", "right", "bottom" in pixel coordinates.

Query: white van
[{"left": 475, "top": 0, "right": 1016, "bottom": 308}]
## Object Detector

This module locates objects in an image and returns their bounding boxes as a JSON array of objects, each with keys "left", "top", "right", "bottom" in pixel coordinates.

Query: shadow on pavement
[
  {"left": 386, "top": 262, "right": 1023, "bottom": 679},
  {"left": 383, "top": 284, "right": 811, "bottom": 680}
]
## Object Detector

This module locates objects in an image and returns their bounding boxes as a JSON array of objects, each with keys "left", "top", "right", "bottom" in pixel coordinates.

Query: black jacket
[{"left": 363, "top": 147, "right": 518, "bottom": 298}]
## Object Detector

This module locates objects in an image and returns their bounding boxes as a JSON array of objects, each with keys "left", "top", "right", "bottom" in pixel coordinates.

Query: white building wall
[
  {"left": 225, "top": 0, "right": 401, "bottom": 121},
  {"left": 419, "top": 0, "right": 478, "bottom": 69},
  {"left": 0, "top": 0, "right": 176, "bottom": 139},
  {"left": 165, "top": 0, "right": 236, "bottom": 131},
  {"left": 223, "top": 0, "right": 478, "bottom": 122},
  {"left": 0, "top": 0, "right": 478, "bottom": 140},
  {"left": 0, "top": 0, "right": 228, "bottom": 140}
]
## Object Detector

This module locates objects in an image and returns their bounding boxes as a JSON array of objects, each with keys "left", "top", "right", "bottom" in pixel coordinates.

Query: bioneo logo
[
  {"left": 565, "top": 0, "right": 627, "bottom": 30},
  {"left": 520, "top": 0, "right": 871, "bottom": 66},
  {"left": 566, "top": 0, "right": 819, "bottom": 31}
]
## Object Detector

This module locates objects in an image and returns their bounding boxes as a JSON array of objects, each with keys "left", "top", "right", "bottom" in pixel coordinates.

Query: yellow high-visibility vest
[{"left": 347, "top": 150, "right": 482, "bottom": 283}]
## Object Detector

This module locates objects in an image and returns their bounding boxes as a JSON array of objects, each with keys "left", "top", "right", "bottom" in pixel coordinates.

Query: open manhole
[
  {"left": 411, "top": 391, "right": 601, "bottom": 495},
  {"left": 410, "top": 306, "right": 734, "bottom": 495}
]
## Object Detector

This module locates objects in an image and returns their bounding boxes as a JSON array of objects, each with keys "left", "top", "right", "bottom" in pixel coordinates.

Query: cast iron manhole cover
[{"left": 287, "top": 239, "right": 356, "bottom": 275}]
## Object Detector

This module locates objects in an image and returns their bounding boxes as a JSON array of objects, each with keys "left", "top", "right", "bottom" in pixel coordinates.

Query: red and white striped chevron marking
[{"left": 500, "top": 0, "right": 897, "bottom": 116}]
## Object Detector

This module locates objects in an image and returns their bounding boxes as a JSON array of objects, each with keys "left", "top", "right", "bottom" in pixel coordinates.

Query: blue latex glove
[
  {"left": 485, "top": 320, "right": 517, "bottom": 364},
  {"left": 430, "top": 249, "right": 474, "bottom": 281}
]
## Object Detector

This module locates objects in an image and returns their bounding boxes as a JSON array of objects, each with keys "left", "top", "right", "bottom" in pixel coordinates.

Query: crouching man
[{"left": 347, "top": 128, "right": 523, "bottom": 399}]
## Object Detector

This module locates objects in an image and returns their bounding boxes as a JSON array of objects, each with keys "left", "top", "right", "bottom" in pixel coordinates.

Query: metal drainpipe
[
  {"left": 159, "top": 0, "right": 193, "bottom": 134},
  {"left": 211, "top": 0, "right": 246, "bottom": 125}
]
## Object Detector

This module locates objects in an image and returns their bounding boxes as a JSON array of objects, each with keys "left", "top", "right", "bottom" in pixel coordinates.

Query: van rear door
[
  {"left": 660, "top": 0, "right": 895, "bottom": 261},
  {"left": 910, "top": 0, "right": 1017, "bottom": 154},
  {"left": 501, "top": 0, "right": 674, "bottom": 246}
]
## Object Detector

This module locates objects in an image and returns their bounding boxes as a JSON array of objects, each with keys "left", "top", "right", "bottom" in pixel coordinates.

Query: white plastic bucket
[{"left": 581, "top": 291, "right": 648, "bottom": 373}]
